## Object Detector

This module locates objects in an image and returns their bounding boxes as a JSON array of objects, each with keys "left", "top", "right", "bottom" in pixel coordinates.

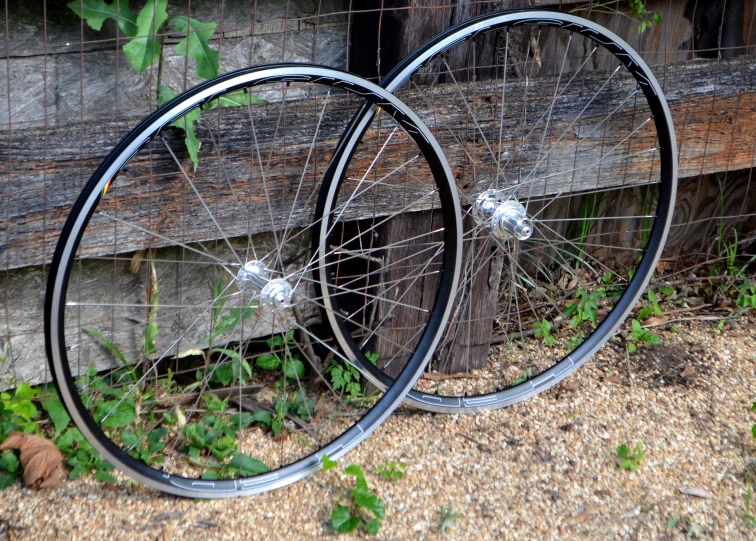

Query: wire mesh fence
[{"left": 1, "top": 0, "right": 754, "bottom": 387}]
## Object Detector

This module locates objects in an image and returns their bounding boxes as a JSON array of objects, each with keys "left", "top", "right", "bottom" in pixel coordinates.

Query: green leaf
[
  {"left": 256, "top": 354, "right": 281, "bottom": 371},
  {"left": 201, "top": 470, "right": 220, "bottom": 480},
  {"left": 83, "top": 327, "right": 129, "bottom": 368},
  {"left": 230, "top": 413, "right": 252, "bottom": 431},
  {"left": 252, "top": 411, "right": 272, "bottom": 426},
  {"left": 752, "top": 424, "right": 756, "bottom": 439},
  {"left": 95, "top": 400, "right": 136, "bottom": 428},
  {"left": 211, "top": 363, "right": 235, "bottom": 387},
  {"left": 352, "top": 487, "right": 386, "bottom": 518},
  {"left": 67, "top": 0, "right": 138, "bottom": 36},
  {"left": 364, "top": 518, "right": 381, "bottom": 535},
  {"left": 122, "top": 0, "right": 168, "bottom": 73},
  {"left": 344, "top": 464, "right": 368, "bottom": 491},
  {"left": 170, "top": 17, "right": 219, "bottom": 79},
  {"left": 667, "top": 518, "right": 679, "bottom": 528},
  {"left": 41, "top": 398, "right": 71, "bottom": 435},
  {"left": 631, "top": 319, "right": 642, "bottom": 333},
  {"left": 202, "top": 89, "right": 266, "bottom": 110},
  {"left": 7, "top": 400, "right": 38, "bottom": 422},
  {"left": 620, "top": 459, "right": 638, "bottom": 471},
  {"left": 95, "top": 469, "right": 117, "bottom": 484},
  {"left": 0, "top": 451, "right": 19, "bottom": 473},
  {"left": 660, "top": 286, "right": 675, "bottom": 296},
  {"left": 284, "top": 359, "right": 305, "bottom": 380},
  {"left": 617, "top": 444, "right": 630, "bottom": 458},
  {"left": 322, "top": 454, "right": 338, "bottom": 471},
  {"left": 121, "top": 429, "right": 139, "bottom": 449},
  {"left": 228, "top": 454, "right": 269, "bottom": 476},
  {"left": 14, "top": 383, "right": 37, "bottom": 400},
  {"left": 0, "top": 471, "right": 17, "bottom": 489},
  {"left": 331, "top": 507, "right": 360, "bottom": 533}
]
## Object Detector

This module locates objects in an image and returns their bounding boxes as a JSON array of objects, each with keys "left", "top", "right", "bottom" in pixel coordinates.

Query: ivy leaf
[
  {"left": 122, "top": 0, "right": 168, "bottom": 74},
  {"left": 14, "top": 382, "right": 37, "bottom": 400},
  {"left": 331, "top": 507, "right": 360, "bottom": 533},
  {"left": 41, "top": 398, "right": 71, "bottom": 435},
  {"left": 68, "top": 0, "right": 138, "bottom": 37},
  {"left": 94, "top": 400, "right": 136, "bottom": 428},
  {"left": 170, "top": 17, "right": 220, "bottom": 80},
  {"left": 321, "top": 454, "right": 338, "bottom": 471},
  {"left": 364, "top": 518, "right": 382, "bottom": 535},
  {"left": 156, "top": 86, "right": 202, "bottom": 171},
  {"left": 0, "top": 471, "right": 17, "bottom": 489},
  {"left": 252, "top": 411, "right": 272, "bottom": 426},
  {"left": 0, "top": 451, "right": 19, "bottom": 473},
  {"left": 344, "top": 464, "right": 368, "bottom": 491},
  {"left": 256, "top": 354, "right": 281, "bottom": 371},
  {"left": 352, "top": 487, "right": 386, "bottom": 518},
  {"left": 211, "top": 363, "right": 234, "bottom": 387},
  {"left": 202, "top": 90, "right": 267, "bottom": 110},
  {"left": 283, "top": 359, "right": 305, "bottom": 380}
]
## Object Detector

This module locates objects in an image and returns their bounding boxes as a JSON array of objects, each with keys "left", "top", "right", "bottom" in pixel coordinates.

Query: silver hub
[
  {"left": 235, "top": 261, "right": 293, "bottom": 311},
  {"left": 472, "top": 190, "right": 534, "bottom": 241}
]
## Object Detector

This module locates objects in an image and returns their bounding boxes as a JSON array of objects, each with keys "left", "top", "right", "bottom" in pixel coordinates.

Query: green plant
[
  {"left": 737, "top": 487, "right": 756, "bottom": 526},
  {"left": 57, "top": 427, "right": 117, "bottom": 483},
  {"left": 439, "top": 506, "right": 462, "bottom": 535},
  {"left": 565, "top": 287, "right": 605, "bottom": 328},
  {"left": 532, "top": 319, "right": 555, "bottom": 346},
  {"left": 377, "top": 460, "right": 406, "bottom": 481},
  {"left": 69, "top": 0, "right": 264, "bottom": 170},
  {"left": 327, "top": 351, "right": 378, "bottom": 399},
  {"left": 570, "top": 0, "right": 662, "bottom": 34},
  {"left": 637, "top": 288, "right": 662, "bottom": 321},
  {"left": 330, "top": 464, "right": 385, "bottom": 535},
  {"left": 737, "top": 284, "right": 756, "bottom": 311},
  {"left": 617, "top": 441, "right": 645, "bottom": 471},
  {"left": 625, "top": 319, "right": 661, "bottom": 353}
]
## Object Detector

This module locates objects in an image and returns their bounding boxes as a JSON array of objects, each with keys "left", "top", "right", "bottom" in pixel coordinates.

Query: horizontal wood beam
[{"left": 2, "top": 54, "right": 755, "bottom": 271}]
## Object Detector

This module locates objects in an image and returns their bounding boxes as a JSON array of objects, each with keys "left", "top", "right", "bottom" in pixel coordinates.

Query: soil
[{"left": 1, "top": 317, "right": 755, "bottom": 540}]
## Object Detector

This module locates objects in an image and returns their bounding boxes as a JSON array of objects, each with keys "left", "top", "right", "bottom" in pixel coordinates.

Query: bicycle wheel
[
  {"left": 329, "top": 9, "right": 677, "bottom": 412},
  {"left": 45, "top": 64, "right": 461, "bottom": 497}
]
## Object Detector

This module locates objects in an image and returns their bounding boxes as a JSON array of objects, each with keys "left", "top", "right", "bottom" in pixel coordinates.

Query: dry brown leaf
[
  {"left": 643, "top": 316, "right": 667, "bottom": 327},
  {"left": 605, "top": 375, "right": 620, "bottom": 384},
  {"left": 679, "top": 486, "right": 712, "bottom": 499},
  {"left": 0, "top": 432, "right": 63, "bottom": 489}
]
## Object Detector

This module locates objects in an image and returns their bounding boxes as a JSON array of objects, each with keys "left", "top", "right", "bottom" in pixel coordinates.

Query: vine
[{"left": 69, "top": 0, "right": 263, "bottom": 170}]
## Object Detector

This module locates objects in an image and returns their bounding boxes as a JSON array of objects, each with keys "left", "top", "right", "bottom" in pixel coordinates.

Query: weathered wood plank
[{"left": 3, "top": 54, "right": 755, "bottom": 271}]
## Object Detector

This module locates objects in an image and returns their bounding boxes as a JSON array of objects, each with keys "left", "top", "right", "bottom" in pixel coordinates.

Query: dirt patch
[{"left": 631, "top": 340, "right": 714, "bottom": 388}]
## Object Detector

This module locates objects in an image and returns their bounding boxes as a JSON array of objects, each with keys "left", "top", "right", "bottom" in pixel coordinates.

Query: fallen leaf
[
  {"left": 563, "top": 511, "right": 589, "bottom": 526},
  {"left": 678, "top": 486, "right": 712, "bottom": 499},
  {"left": 562, "top": 383, "right": 579, "bottom": 392},
  {"left": 643, "top": 316, "right": 666, "bottom": 327},
  {"left": 605, "top": 375, "right": 620, "bottom": 384},
  {"left": 0, "top": 432, "right": 63, "bottom": 489},
  {"left": 271, "top": 429, "right": 290, "bottom": 442}
]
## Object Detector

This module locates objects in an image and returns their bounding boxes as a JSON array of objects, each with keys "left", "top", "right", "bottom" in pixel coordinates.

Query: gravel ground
[{"left": 1, "top": 317, "right": 755, "bottom": 540}]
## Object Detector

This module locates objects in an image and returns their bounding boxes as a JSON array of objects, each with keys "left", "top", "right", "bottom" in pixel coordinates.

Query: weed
[
  {"left": 439, "top": 506, "right": 462, "bottom": 535},
  {"left": 617, "top": 441, "right": 645, "bottom": 471},
  {"left": 330, "top": 464, "right": 385, "bottom": 535},
  {"left": 70, "top": 0, "right": 265, "bottom": 170},
  {"left": 327, "top": 351, "right": 379, "bottom": 399},
  {"left": 532, "top": 319, "right": 555, "bottom": 346},
  {"left": 565, "top": 288, "right": 605, "bottom": 328},
  {"left": 637, "top": 288, "right": 662, "bottom": 321},
  {"left": 737, "top": 284, "right": 756, "bottom": 311},
  {"left": 377, "top": 461, "right": 406, "bottom": 481},
  {"left": 737, "top": 486, "right": 756, "bottom": 526},
  {"left": 625, "top": 319, "right": 661, "bottom": 353}
]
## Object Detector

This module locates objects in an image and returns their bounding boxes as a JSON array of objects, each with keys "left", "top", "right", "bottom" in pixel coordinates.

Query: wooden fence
[{"left": 1, "top": 0, "right": 755, "bottom": 385}]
